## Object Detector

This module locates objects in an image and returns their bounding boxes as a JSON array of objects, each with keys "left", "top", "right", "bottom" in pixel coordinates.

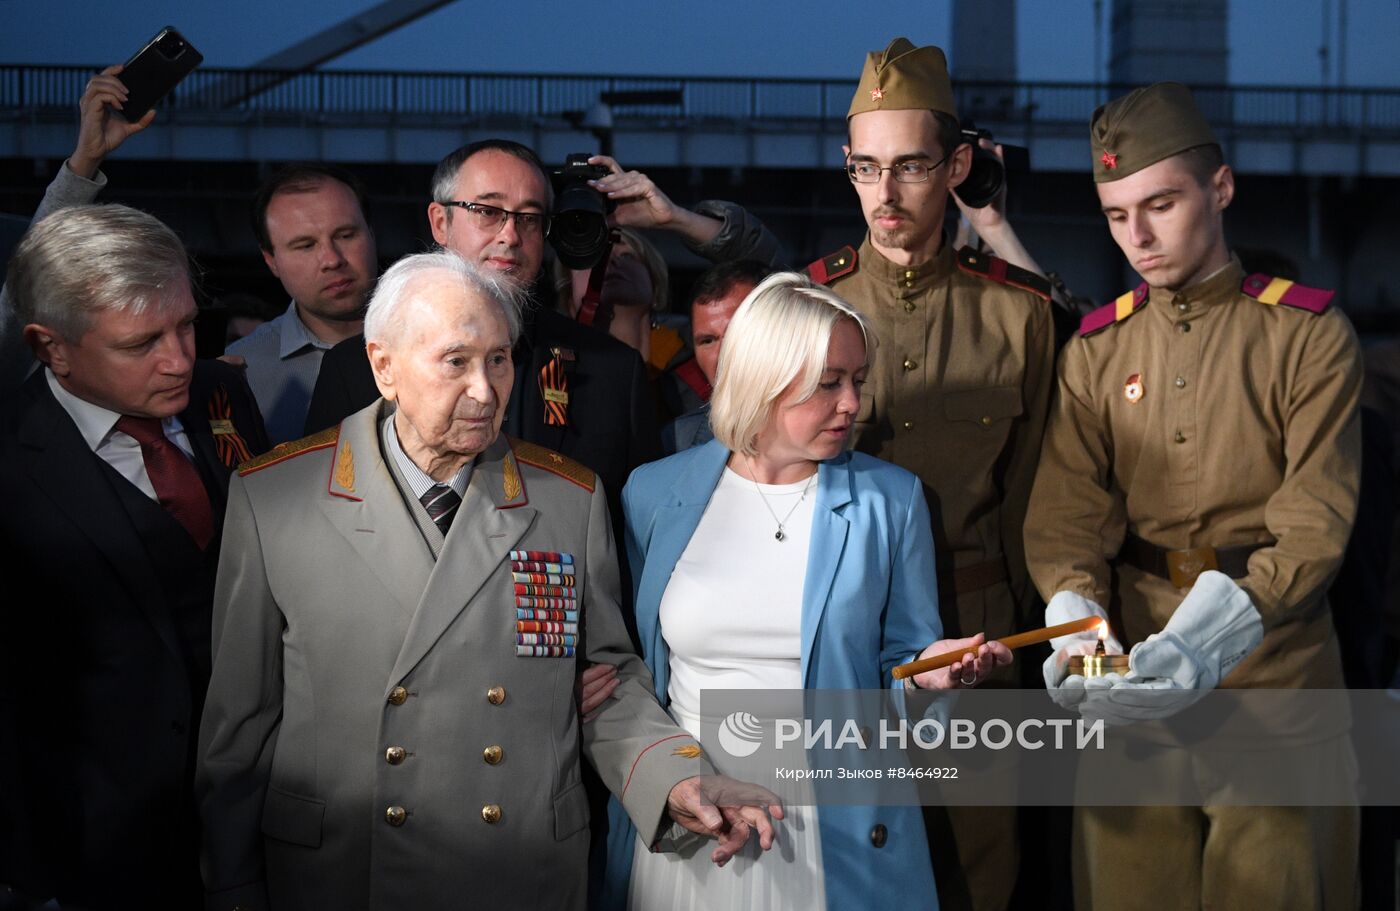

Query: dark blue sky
[{"left": 2, "top": 0, "right": 1397, "bottom": 87}]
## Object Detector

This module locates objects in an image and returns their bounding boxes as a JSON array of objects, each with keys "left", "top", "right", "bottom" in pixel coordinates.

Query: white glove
[
  {"left": 1076, "top": 672, "right": 1182, "bottom": 726},
  {"left": 1041, "top": 591, "right": 1123, "bottom": 710},
  {"left": 1080, "top": 571, "right": 1262, "bottom": 725},
  {"left": 1042, "top": 591, "right": 1123, "bottom": 687}
]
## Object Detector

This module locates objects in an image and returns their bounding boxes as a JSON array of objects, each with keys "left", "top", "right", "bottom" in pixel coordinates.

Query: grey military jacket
[{"left": 197, "top": 401, "right": 708, "bottom": 910}]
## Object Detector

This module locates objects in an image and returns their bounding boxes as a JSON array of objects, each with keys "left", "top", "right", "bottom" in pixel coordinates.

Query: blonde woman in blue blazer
[{"left": 594, "top": 273, "right": 1012, "bottom": 910}]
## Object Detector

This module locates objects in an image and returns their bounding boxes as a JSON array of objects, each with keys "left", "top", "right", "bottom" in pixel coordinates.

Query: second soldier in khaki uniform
[
  {"left": 1025, "top": 83, "right": 1361, "bottom": 910},
  {"left": 805, "top": 37, "right": 1056, "bottom": 911}
]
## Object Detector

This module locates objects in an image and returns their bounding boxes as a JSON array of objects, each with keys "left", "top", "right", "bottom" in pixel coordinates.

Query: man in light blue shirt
[{"left": 226, "top": 164, "right": 377, "bottom": 443}]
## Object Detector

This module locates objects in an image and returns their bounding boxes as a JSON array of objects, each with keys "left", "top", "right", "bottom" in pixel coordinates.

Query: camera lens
[
  {"left": 549, "top": 184, "right": 612, "bottom": 270},
  {"left": 957, "top": 151, "right": 1004, "bottom": 209},
  {"left": 156, "top": 33, "right": 185, "bottom": 58}
]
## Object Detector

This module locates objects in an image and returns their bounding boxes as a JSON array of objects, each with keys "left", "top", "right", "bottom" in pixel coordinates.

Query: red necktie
[{"left": 115, "top": 415, "right": 215, "bottom": 549}]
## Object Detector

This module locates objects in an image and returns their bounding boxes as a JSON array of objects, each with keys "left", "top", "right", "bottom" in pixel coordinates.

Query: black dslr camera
[
  {"left": 957, "top": 127, "right": 1030, "bottom": 209},
  {"left": 549, "top": 153, "right": 615, "bottom": 270}
]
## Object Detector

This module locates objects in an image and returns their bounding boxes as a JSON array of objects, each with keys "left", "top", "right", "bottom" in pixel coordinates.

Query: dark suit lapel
[
  {"left": 178, "top": 385, "right": 228, "bottom": 515},
  {"left": 389, "top": 436, "right": 535, "bottom": 683},
  {"left": 17, "top": 375, "right": 182, "bottom": 661},
  {"left": 180, "top": 363, "right": 268, "bottom": 508},
  {"left": 523, "top": 334, "right": 568, "bottom": 453}
]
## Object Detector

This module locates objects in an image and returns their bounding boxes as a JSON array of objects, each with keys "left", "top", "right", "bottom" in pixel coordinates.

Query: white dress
[{"left": 627, "top": 467, "right": 827, "bottom": 911}]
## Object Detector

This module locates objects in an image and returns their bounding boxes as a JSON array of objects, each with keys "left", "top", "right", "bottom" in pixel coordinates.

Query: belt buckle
[{"left": 1165, "top": 547, "right": 1218, "bottom": 589}]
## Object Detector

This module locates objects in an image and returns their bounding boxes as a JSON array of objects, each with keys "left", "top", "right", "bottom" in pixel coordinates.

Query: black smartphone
[{"left": 118, "top": 26, "right": 203, "bottom": 123}]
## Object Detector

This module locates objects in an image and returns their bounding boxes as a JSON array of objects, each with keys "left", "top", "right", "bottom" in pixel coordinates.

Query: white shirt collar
[
  {"left": 46, "top": 368, "right": 185, "bottom": 451},
  {"left": 381, "top": 410, "right": 473, "bottom": 499}
]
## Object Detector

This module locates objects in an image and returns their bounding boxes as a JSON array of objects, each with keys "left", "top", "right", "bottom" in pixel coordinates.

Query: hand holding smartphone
[{"left": 118, "top": 26, "right": 203, "bottom": 123}]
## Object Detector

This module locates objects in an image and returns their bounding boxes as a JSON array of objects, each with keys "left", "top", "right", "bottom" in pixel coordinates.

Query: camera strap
[{"left": 574, "top": 232, "right": 619, "bottom": 331}]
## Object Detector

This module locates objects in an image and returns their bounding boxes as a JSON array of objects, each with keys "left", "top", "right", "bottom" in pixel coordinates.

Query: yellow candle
[{"left": 892, "top": 617, "right": 1103, "bottom": 680}]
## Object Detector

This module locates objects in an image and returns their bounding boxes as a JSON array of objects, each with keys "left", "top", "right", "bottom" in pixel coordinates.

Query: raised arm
[{"left": 587, "top": 155, "right": 783, "bottom": 266}]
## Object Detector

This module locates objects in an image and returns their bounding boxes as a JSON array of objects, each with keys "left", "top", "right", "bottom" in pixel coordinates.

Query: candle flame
[{"left": 1097, "top": 620, "right": 1108, "bottom": 642}]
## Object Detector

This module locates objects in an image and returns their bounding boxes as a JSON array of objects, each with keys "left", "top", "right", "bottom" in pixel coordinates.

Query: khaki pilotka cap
[
  {"left": 847, "top": 37, "right": 958, "bottom": 120},
  {"left": 1091, "top": 82, "right": 1220, "bottom": 181}
]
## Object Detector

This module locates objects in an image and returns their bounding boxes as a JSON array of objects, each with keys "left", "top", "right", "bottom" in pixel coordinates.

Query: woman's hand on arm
[{"left": 577, "top": 662, "right": 620, "bottom": 721}]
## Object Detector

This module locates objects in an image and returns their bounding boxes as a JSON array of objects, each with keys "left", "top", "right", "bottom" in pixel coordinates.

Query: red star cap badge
[
  {"left": 1100, "top": 151, "right": 1118, "bottom": 169},
  {"left": 870, "top": 86, "right": 885, "bottom": 103}
]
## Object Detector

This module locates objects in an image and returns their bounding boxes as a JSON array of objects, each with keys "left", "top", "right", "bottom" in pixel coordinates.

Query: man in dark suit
[
  {"left": 0, "top": 204, "right": 269, "bottom": 910},
  {"left": 305, "top": 141, "right": 663, "bottom": 549}
]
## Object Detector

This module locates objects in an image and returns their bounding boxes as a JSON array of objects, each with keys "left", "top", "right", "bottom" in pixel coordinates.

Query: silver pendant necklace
[{"left": 747, "top": 455, "right": 815, "bottom": 542}]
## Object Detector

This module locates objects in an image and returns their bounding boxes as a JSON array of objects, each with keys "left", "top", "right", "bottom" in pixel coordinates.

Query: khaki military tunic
[
  {"left": 1026, "top": 260, "right": 1362, "bottom": 911},
  {"left": 825, "top": 236, "right": 1055, "bottom": 645},
  {"left": 1025, "top": 258, "right": 1361, "bottom": 689},
  {"left": 817, "top": 235, "right": 1054, "bottom": 911}
]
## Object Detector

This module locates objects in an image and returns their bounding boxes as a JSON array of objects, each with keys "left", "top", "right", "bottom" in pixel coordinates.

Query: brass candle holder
[{"left": 1068, "top": 640, "right": 1129, "bottom": 678}]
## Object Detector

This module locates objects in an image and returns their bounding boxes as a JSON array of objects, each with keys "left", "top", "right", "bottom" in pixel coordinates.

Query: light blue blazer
[{"left": 600, "top": 439, "right": 942, "bottom": 910}]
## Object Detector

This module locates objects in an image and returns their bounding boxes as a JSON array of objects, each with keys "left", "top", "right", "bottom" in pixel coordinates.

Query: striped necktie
[{"left": 419, "top": 483, "right": 461, "bottom": 536}]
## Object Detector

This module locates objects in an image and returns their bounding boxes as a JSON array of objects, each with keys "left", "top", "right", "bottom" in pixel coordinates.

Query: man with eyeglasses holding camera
[
  {"left": 304, "top": 141, "right": 657, "bottom": 556},
  {"left": 305, "top": 140, "right": 770, "bottom": 609},
  {"left": 801, "top": 38, "right": 1055, "bottom": 911}
]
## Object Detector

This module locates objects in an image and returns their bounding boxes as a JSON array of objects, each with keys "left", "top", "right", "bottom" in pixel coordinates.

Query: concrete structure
[
  {"left": 2, "top": 65, "right": 1396, "bottom": 334},
  {"left": 4, "top": 66, "right": 1397, "bottom": 178},
  {"left": 953, "top": 0, "right": 1018, "bottom": 82},
  {"left": 1108, "top": 0, "right": 1229, "bottom": 85}
]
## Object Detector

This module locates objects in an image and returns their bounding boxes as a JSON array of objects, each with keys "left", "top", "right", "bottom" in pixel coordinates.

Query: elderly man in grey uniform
[{"left": 197, "top": 252, "right": 778, "bottom": 911}]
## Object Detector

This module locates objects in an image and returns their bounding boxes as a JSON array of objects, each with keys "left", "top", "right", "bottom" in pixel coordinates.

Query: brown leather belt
[
  {"left": 952, "top": 558, "right": 1008, "bottom": 596},
  {"left": 1117, "top": 534, "right": 1271, "bottom": 589}
]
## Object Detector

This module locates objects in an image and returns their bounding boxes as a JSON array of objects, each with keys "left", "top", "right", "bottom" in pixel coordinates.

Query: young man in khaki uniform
[
  {"left": 1025, "top": 83, "right": 1361, "bottom": 910},
  {"left": 805, "top": 37, "right": 1056, "bottom": 911}
]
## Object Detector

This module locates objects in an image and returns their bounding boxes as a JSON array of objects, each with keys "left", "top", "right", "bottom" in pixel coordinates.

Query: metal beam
[
  {"left": 197, "top": 0, "right": 458, "bottom": 108},
  {"left": 252, "top": 0, "right": 459, "bottom": 70}
]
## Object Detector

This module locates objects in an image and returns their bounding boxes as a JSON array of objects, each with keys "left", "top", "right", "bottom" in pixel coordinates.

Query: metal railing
[{"left": 3, "top": 65, "right": 1398, "bottom": 133}]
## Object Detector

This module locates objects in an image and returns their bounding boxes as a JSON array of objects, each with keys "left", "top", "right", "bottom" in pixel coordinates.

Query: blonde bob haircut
[{"left": 709, "top": 271, "right": 871, "bottom": 456}]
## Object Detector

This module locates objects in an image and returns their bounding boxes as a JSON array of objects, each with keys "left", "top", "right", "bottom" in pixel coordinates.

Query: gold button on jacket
[{"left": 198, "top": 415, "right": 714, "bottom": 907}]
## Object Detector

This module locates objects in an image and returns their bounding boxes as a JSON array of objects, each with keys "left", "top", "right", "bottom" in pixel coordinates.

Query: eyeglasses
[
  {"left": 440, "top": 201, "right": 551, "bottom": 237},
  {"left": 845, "top": 148, "right": 955, "bottom": 184}
]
